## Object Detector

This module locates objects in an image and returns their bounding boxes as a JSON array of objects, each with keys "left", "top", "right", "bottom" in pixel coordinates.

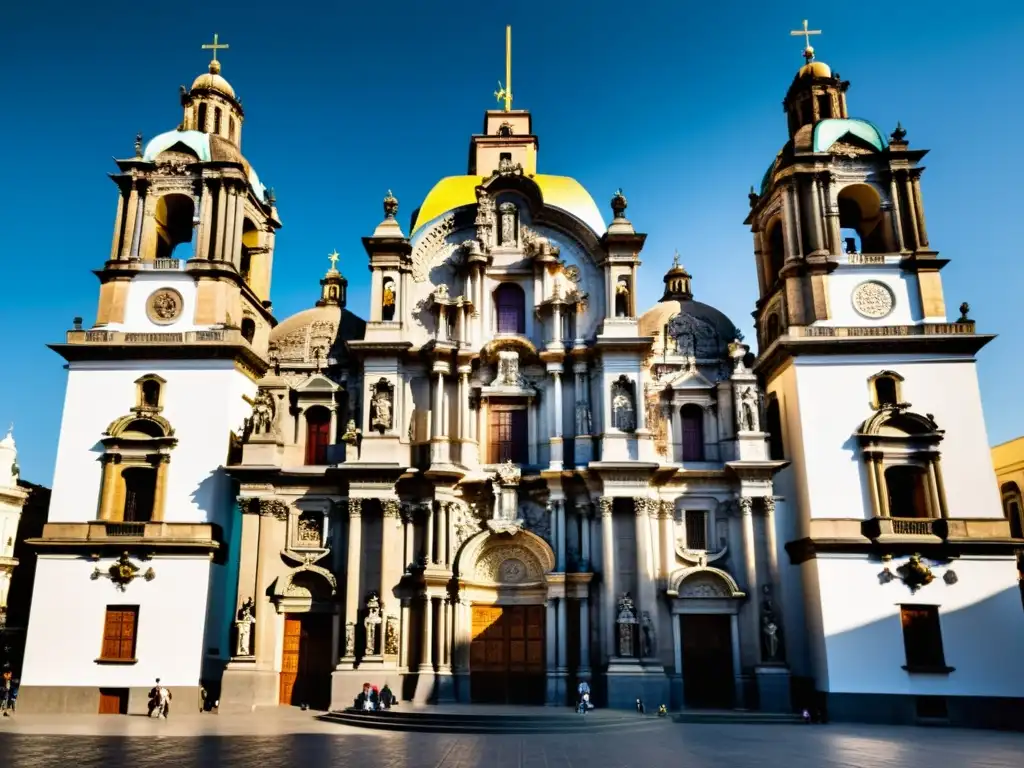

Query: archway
[
  {"left": 152, "top": 194, "right": 195, "bottom": 261},
  {"left": 837, "top": 183, "right": 885, "bottom": 254},
  {"left": 272, "top": 569, "right": 337, "bottom": 710},
  {"left": 456, "top": 530, "right": 555, "bottom": 704}
]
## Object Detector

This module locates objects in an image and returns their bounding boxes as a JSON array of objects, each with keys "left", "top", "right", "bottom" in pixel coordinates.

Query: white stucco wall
[
  {"left": 814, "top": 555, "right": 1024, "bottom": 697},
  {"left": 48, "top": 360, "right": 257, "bottom": 524},
  {"left": 22, "top": 555, "right": 212, "bottom": 687},
  {"left": 819, "top": 267, "right": 924, "bottom": 327},
  {"left": 104, "top": 272, "right": 206, "bottom": 333},
  {"left": 775, "top": 354, "right": 1001, "bottom": 520}
]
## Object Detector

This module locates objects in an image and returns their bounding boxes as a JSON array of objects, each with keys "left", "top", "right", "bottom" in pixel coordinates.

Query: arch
[
  {"left": 837, "top": 183, "right": 886, "bottom": 254},
  {"left": 214, "top": 106, "right": 222, "bottom": 135},
  {"left": 105, "top": 412, "right": 174, "bottom": 440},
  {"left": 455, "top": 529, "right": 556, "bottom": 584},
  {"left": 241, "top": 317, "right": 256, "bottom": 344},
  {"left": 153, "top": 194, "right": 195, "bottom": 260},
  {"left": 197, "top": 103, "right": 208, "bottom": 132},
  {"left": 884, "top": 465, "right": 930, "bottom": 519},
  {"left": 493, "top": 282, "right": 526, "bottom": 334},
  {"left": 304, "top": 406, "right": 331, "bottom": 465},
  {"left": 667, "top": 567, "right": 745, "bottom": 598},
  {"left": 765, "top": 313, "right": 781, "bottom": 346},
  {"left": 614, "top": 277, "right": 631, "bottom": 318},
  {"left": 857, "top": 408, "right": 942, "bottom": 440},
  {"left": 134, "top": 373, "right": 166, "bottom": 410},
  {"left": 680, "top": 404, "right": 705, "bottom": 461},
  {"left": 1001, "top": 482, "right": 1023, "bottom": 539},
  {"left": 763, "top": 218, "right": 785, "bottom": 289},
  {"left": 868, "top": 370, "right": 904, "bottom": 409},
  {"left": 766, "top": 395, "right": 784, "bottom": 460},
  {"left": 240, "top": 218, "right": 259, "bottom": 282},
  {"left": 381, "top": 277, "right": 397, "bottom": 322}
]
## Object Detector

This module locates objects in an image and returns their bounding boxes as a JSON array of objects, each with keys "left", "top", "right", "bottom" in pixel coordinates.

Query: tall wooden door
[
  {"left": 470, "top": 604, "right": 545, "bottom": 704},
  {"left": 280, "top": 614, "right": 333, "bottom": 709},
  {"left": 681, "top": 614, "right": 735, "bottom": 709}
]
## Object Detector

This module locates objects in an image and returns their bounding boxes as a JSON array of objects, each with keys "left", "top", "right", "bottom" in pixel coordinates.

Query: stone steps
[
  {"left": 320, "top": 707, "right": 671, "bottom": 734},
  {"left": 672, "top": 710, "right": 806, "bottom": 725}
]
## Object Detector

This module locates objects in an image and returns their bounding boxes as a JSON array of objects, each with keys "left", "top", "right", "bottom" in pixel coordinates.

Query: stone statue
[
  {"left": 342, "top": 419, "right": 361, "bottom": 445},
  {"left": 344, "top": 622, "right": 356, "bottom": 657},
  {"left": 499, "top": 202, "right": 517, "bottom": 245},
  {"left": 248, "top": 388, "right": 276, "bottom": 436},
  {"left": 739, "top": 387, "right": 759, "bottom": 432},
  {"left": 371, "top": 382, "right": 393, "bottom": 432},
  {"left": 762, "top": 616, "right": 780, "bottom": 661},
  {"left": 384, "top": 615, "right": 399, "bottom": 656},
  {"left": 235, "top": 598, "right": 255, "bottom": 656},
  {"left": 575, "top": 401, "right": 592, "bottom": 435},
  {"left": 641, "top": 611, "right": 655, "bottom": 658},
  {"left": 615, "top": 593, "right": 638, "bottom": 658},
  {"left": 611, "top": 378, "right": 636, "bottom": 432},
  {"left": 364, "top": 593, "right": 383, "bottom": 656},
  {"left": 493, "top": 350, "right": 524, "bottom": 387},
  {"left": 296, "top": 513, "right": 322, "bottom": 547}
]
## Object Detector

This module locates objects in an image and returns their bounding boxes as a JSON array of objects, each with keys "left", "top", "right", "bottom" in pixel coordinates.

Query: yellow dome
[
  {"left": 798, "top": 60, "right": 832, "bottom": 78},
  {"left": 191, "top": 60, "right": 236, "bottom": 100},
  {"left": 412, "top": 174, "right": 606, "bottom": 236}
]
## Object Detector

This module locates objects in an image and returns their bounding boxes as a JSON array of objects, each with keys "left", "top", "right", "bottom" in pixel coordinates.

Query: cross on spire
[
  {"left": 327, "top": 250, "right": 340, "bottom": 272},
  {"left": 202, "top": 33, "right": 230, "bottom": 63},
  {"left": 494, "top": 25, "right": 513, "bottom": 112},
  {"left": 790, "top": 19, "right": 821, "bottom": 61}
]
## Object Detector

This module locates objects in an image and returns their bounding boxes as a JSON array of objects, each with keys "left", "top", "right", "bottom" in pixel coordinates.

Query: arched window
[
  {"left": 229, "top": 116, "right": 236, "bottom": 142},
  {"left": 680, "top": 404, "right": 705, "bottom": 462},
  {"left": 765, "top": 314, "right": 781, "bottom": 345},
  {"left": 382, "top": 278, "right": 396, "bottom": 322},
  {"left": 141, "top": 380, "right": 161, "bottom": 409},
  {"left": 214, "top": 107, "right": 222, "bottom": 135},
  {"left": 121, "top": 467, "right": 156, "bottom": 522},
  {"left": 304, "top": 407, "right": 331, "bottom": 466},
  {"left": 869, "top": 371, "right": 904, "bottom": 409},
  {"left": 494, "top": 282, "right": 526, "bottom": 334},
  {"left": 153, "top": 194, "right": 196, "bottom": 260},
  {"left": 885, "top": 466, "right": 931, "bottom": 519},
  {"left": 241, "top": 318, "right": 256, "bottom": 344},
  {"left": 614, "top": 278, "right": 631, "bottom": 318},
  {"left": 240, "top": 219, "right": 259, "bottom": 281},
  {"left": 838, "top": 184, "right": 886, "bottom": 254},
  {"left": 197, "top": 103, "right": 208, "bottom": 132},
  {"left": 766, "top": 397, "right": 784, "bottom": 460},
  {"left": 1002, "top": 482, "right": 1024, "bottom": 539}
]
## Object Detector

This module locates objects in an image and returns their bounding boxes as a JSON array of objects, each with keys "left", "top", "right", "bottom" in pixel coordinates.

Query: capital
[
  {"left": 599, "top": 497, "right": 613, "bottom": 517},
  {"left": 348, "top": 498, "right": 362, "bottom": 517},
  {"left": 738, "top": 497, "right": 753, "bottom": 516},
  {"left": 763, "top": 496, "right": 776, "bottom": 516}
]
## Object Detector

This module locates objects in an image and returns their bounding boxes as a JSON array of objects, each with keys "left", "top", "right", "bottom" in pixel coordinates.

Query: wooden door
[
  {"left": 470, "top": 604, "right": 545, "bottom": 704},
  {"left": 681, "top": 614, "right": 735, "bottom": 709},
  {"left": 98, "top": 688, "right": 127, "bottom": 715},
  {"left": 279, "top": 616, "right": 302, "bottom": 705}
]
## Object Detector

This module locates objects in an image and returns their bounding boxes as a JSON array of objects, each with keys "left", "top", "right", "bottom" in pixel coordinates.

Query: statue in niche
[
  {"left": 493, "top": 350, "right": 524, "bottom": 388},
  {"left": 614, "top": 280, "right": 630, "bottom": 318},
  {"left": 611, "top": 377, "right": 636, "bottom": 432},
  {"left": 739, "top": 387, "right": 759, "bottom": 432},
  {"left": 499, "top": 202, "right": 517, "bottom": 246},
  {"left": 364, "top": 593, "right": 383, "bottom": 656},
  {"left": 296, "top": 512, "right": 323, "bottom": 547},
  {"left": 616, "top": 593, "right": 638, "bottom": 657},
  {"left": 761, "top": 584, "right": 783, "bottom": 662},
  {"left": 575, "top": 400, "right": 592, "bottom": 435},
  {"left": 247, "top": 388, "right": 276, "bottom": 436},
  {"left": 371, "top": 379, "right": 393, "bottom": 433},
  {"left": 384, "top": 615, "right": 399, "bottom": 656},
  {"left": 235, "top": 598, "right": 255, "bottom": 657},
  {"left": 382, "top": 280, "right": 396, "bottom": 321},
  {"left": 344, "top": 622, "right": 356, "bottom": 657},
  {"left": 641, "top": 611, "right": 655, "bottom": 657}
]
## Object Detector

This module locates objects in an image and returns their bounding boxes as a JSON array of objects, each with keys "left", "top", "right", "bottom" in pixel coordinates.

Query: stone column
[
  {"left": 550, "top": 369, "right": 564, "bottom": 468},
  {"left": 108, "top": 190, "right": 126, "bottom": 261},
  {"left": 762, "top": 497, "right": 781, "bottom": 594},
  {"left": 340, "top": 498, "right": 362, "bottom": 663},
  {"left": 911, "top": 174, "right": 930, "bottom": 248},
  {"left": 670, "top": 403, "right": 682, "bottom": 462},
  {"left": 439, "top": 597, "right": 452, "bottom": 673},
  {"left": 810, "top": 175, "right": 826, "bottom": 254},
  {"left": 545, "top": 600, "right": 557, "bottom": 673},
  {"left": 458, "top": 368, "right": 470, "bottom": 442},
  {"left": 600, "top": 498, "right": 615, "bottom": 661},
  {"left": 197, "top": 180, "right": 214, "bottom": 259},
  {"left": 151, "top": 455, "right": 170, "bottom": 522},
  {"left": 866, "top": 453, "right": 883, "bottom": 518},
  {"left": 129, "top": 184, "right": 146, "bottom": 259},
  {"left": 580, "top": 505, "right": 591, "bottom": 569},
  {"left": 672, "top": 613, "right": 683, "bottom": 679},
  {"left": 232, "top": 188, "right": 246, "bottom": 267},
  {"left": 424, "top": 503, "right": 435, "bottom": 565},
  {"left": 381, "top": 499, "right": 400, "bottom": 616},
  {"left": 219, "top": 185, "right": 235, "bottom": 262},
  {"left": 527, "top": 396, "right": 538, "bottom": 465},
  {"left": 120, "top": 182, "right": 140, "bottom": 260},
  {"left": 212, "top": 182, "right": 228, "bottom": 260},
  {"left": 399, "top": 599, "right": 411, "bottom": 670},
  {"left": 739, "top": 497, "right": 757, "bottom": 593},
  {"left": 419, "top": 596, "right": 434, "bottom": 672},
  {"left": 555, "top": 501, "right": 566, "bottom": 572},
  {"left": 889, "top": 175, "right": 906, "bottom": 252},
  {"left": 791, "top": 181, "right": 804, "bottom": 258},
  {"left": 824, "top": 175, "right": 841, "bottom": 256},
  {"left": 730, "top": 613, "right": 744, "bottom": 706},
  {"left": 903, "top": 174, "right": 919, "bottom": 251},
  {"left": 634, "top": 498, "right": 657, "bottom": 645},
  {"left": 437, "top": 502, "right": 449, "bottom": 567},
  {"left": 402, "top": 506, "right": 414, "bottom": 573},
  {"left": 557, "top": 597, "right": 568, "bottom": 673},
  {"left": 578, "top": 596, "right": 591, "bottom": 677},
  {"left": 932, "top": 456, "right": 949, "bottom": 519},
  {"left": 660, "top": 501, "right": 675, "bottom": 580},
  {"left": 98, "top": 454, "right": 120, "bottom": 521}
]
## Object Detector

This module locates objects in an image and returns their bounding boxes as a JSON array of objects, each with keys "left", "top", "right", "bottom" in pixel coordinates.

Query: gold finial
[
  {"left": 202, "top": 33, "right": 230, "bottom": 70},
  {"left": 672, "top": 250, "right": 681, "bottom": 268},
  {"left": 790, "top": 19, "right": 821, "bottom": 62},
  {"left": 494, "top": 25, "right": 513, "bottom": 112},
  {"left": 327, "top": 250, "right": 340, "bottom": 271}
]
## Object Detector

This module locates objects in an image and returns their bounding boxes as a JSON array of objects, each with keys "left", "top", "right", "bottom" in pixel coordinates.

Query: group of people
[
  {"left": 355, "top": 682, "right": 396, "bottom": 711},
  {"left": 147, "top": 678, "right": 172, "bottom": 718},
  {"left": 1, "top": 667, "right": 17, "bottom": 716}
]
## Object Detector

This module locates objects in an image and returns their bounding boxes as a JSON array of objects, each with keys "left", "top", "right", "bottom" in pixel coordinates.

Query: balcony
[
  {"left": 28, "top": 521, "right": 222, "bottom": 559},
  {"left": 790, "top": 322, "right": 976, "bottom": 340},
  {"left": 862, "top": 517, "right": 942, "bottom": 541},
  {"left": 64, "top": 328, "right": 249, "bottom": 345}
]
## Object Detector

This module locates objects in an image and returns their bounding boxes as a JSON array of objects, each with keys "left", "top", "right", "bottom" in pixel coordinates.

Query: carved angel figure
[
  {"left": 248, "top": 389, "right": 276, "bottom": 435},
  {"left": 739, "top": 387, "right": 759, "bottom": 432}
]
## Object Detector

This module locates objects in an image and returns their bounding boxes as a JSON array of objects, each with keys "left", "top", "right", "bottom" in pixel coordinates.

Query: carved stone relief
[
  {"left": 852, "top": 281, "right": 895, "bottom": 319},
  {"left": 146, "top": 288, "right": 183, "bottom": 325},
  {"left": 475, "top": 544, "right": 545, "bottom": 583}
]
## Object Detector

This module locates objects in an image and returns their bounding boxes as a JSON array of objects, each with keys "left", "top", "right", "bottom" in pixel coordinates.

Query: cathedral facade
[{"left": 17, "top": 33, "right": 1024, "bottom": 726}]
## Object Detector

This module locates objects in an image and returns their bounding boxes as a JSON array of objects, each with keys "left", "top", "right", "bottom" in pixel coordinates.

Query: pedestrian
[
  {"left": 159, "top": 683, "right": 172, "bottom": 719},
  {"left": 576, "top": 680, "right": 591, "bottom": 715},
  {"left": 379, "top": 682, "right": 395, "bottom": 709},
  {"left": 148, "top": 678, "right": 162, "bottom": 717}
]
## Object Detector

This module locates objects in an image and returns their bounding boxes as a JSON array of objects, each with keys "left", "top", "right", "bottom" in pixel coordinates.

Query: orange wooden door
[
  {"left": 524, "top": 604, "right": 545, "bottom": 673},
  {"left": 279, "top": 616, "right": 302, "bottom": 705},
  {"left": 98, "top": 689, "right": 126, "bottom": 714}
]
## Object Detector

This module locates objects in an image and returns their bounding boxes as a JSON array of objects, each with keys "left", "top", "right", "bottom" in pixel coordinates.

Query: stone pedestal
[
  {"left": 545, "top": 671, "right": 568, "bottom": 707},
  {"left": 219, "top": 659, "right": 280, "bottom": 713},
  {"left": 755, "top": 665, "right": 792, "bottom": 713},
  {"left": 574, "top": 435, "right": 594, "bottom": 466},
  {"left": 436, "top": 672, "right": 456, "bottom": 703},
  {"left": 605, "top": 659, "right": 670, "bottom": 711}
]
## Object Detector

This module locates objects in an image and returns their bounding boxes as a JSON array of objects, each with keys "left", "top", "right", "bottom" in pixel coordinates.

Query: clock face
[{"left": 852, "top": 280, "right": 895, "bottom": 319}]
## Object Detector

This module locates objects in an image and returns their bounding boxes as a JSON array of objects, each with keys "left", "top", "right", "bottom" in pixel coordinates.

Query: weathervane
[
  {"left": 202, "top": 33, "right": 230, "bottom": 64},
  {"left": 790, "top": 19, "right": 821, "bottom": 62},
  {"left": 494, "top": 25, "right": 513, "bottom": 112}
]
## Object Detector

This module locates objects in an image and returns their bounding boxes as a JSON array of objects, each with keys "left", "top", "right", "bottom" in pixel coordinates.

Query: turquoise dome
[
  {"left": 141, "top": 130, "right": 267, "bottom": 200},
  {"left": 813, "top": 118, "right": 888, "bottom": 153}
]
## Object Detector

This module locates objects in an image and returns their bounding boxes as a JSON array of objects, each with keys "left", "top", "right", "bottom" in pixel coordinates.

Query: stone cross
[{"left": 202, "top": 33, "right": 230, "bottom": 62}]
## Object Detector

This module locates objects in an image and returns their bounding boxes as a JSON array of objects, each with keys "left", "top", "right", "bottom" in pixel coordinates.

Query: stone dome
[
  {"left": 190, "top": 60, "right": 236, "bottom": 100},
  {"left": 268, "top": 305, "right": 366, "bottom": 366},
  {"left": 639, "top": 263, "right": 739, "bottom": 358}
]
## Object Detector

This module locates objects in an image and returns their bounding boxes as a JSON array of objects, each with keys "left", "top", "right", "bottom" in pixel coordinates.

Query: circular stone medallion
[
  {"left": 146, "top": 288, "right": 184, "bottom": 325},
  {"left": 852, "top": 281, "right": 895, "bottom": 319},
  {"left": 498, "top": 558, "right": 527, "bottom": 584}
]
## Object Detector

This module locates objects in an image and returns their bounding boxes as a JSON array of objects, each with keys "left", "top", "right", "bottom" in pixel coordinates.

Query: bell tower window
[
  {"left": 838, "top": 184, "right": 886, "bottom": 254},
  {"left": 152, "top": 194, "right": 196, "bottom": 261},
  {"left": 197, "top": 103, "right": 208, "bottom": 132},
  {"left": 214, "top": 107, "right": 222, "bottom": 134},
  {"left": 121, "top": 467, "right": 156, "bottom": 523},
  {"left": 816, "top": 94, "right": 832, "bottom": 120},
  {"left": 240, "top": 318, "right": 256, "bottom": 344}
]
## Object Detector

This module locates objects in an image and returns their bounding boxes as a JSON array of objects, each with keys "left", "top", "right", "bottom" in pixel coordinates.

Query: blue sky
[{"left": 2, "top": 1, "right": 1022, "bottom": 485}]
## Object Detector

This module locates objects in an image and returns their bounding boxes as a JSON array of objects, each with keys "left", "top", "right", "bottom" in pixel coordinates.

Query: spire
[
  {"left": 317, "top": 250, "right": 348, "bottom": 308},
  {"left": 182, "top": 33, "right": 243, "bottom": 146},
  {"left": 790, "top": 19, "right": 822, "bottom": 66},
  {"left": 662, "top": 252, "right": 693, "bottom": 301},
  {"left": 494, "top": 26, "right": 513, "bottom": 112},
  {"left": 783, "top": 18, "right": 848, "bottom": 137}
]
